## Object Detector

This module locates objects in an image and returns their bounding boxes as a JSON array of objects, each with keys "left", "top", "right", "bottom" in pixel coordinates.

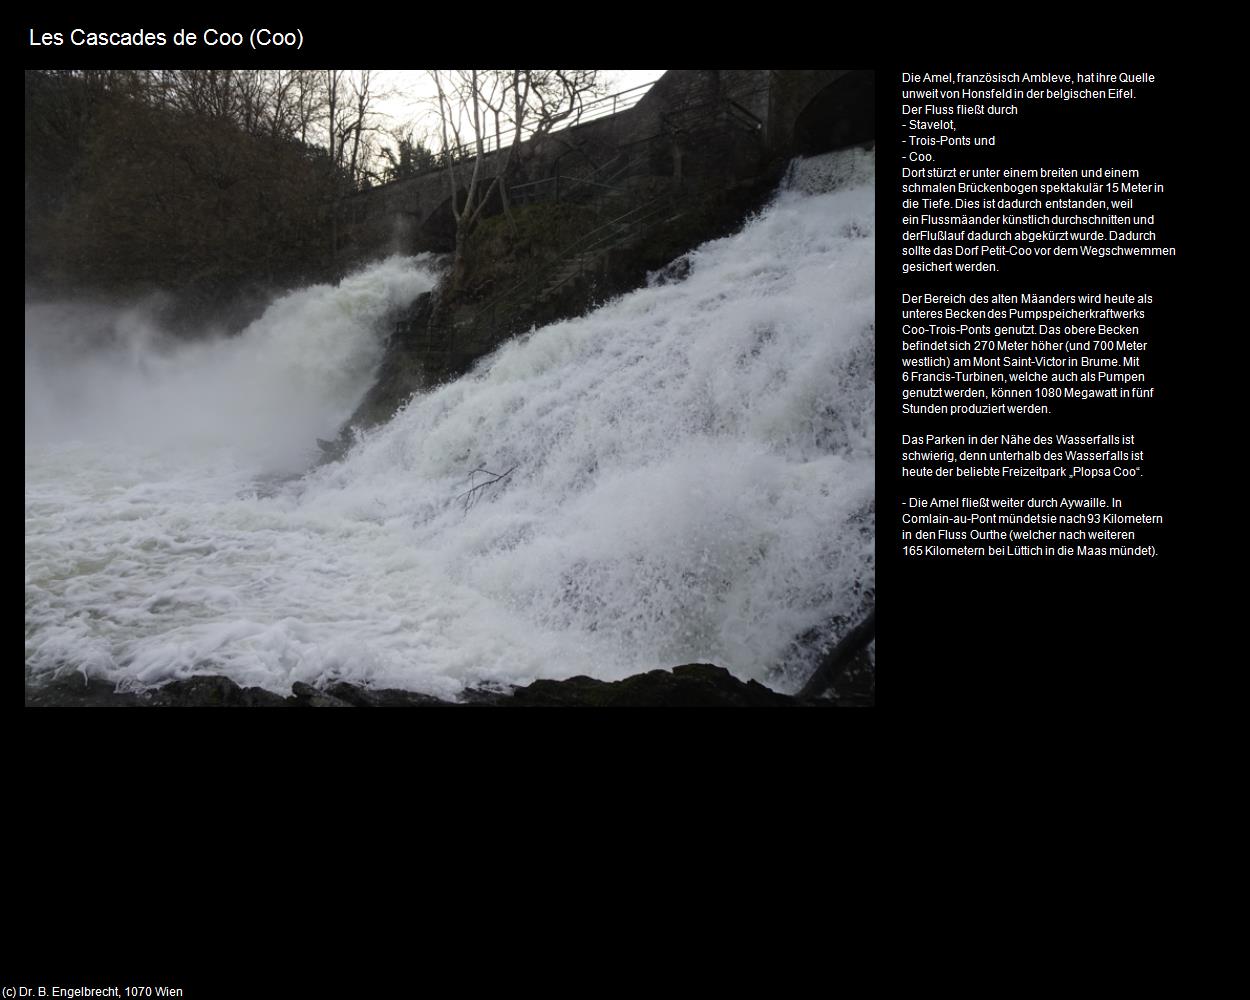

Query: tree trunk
[
  {"left": 796, "top": 609, "right": 876, "bottom": 702},
  {"left": 499, "top": 167, "right": 516, "bottom": 234},
  {"left": 451, "top": 224, "right": 468, "bottom": 291}
]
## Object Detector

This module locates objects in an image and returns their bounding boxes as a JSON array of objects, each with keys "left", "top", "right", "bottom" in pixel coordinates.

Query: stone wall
[{"left": 335, "top": 70, "right": 808, "bottom": 265}]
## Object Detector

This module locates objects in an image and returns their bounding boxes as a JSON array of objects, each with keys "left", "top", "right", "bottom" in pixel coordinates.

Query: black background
[
  {"left": 17, "top": 17, "right": 1212, "bottom": 990},
  {"left": 877, "top": 59, "right": 1199, "bottom": 711},
  {"left": 19, "top": 27, "right": 1208, "bottom": 722}
]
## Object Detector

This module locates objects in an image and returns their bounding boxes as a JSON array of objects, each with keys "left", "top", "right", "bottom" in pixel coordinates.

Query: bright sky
[{"left": 370, "top": 70, "right": 665, "bottom": 145}]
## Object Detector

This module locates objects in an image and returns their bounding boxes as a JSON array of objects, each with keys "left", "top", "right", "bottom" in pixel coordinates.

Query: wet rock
[
  {"left": 24, "top": 676, "right": 146, "bottom": 707},
  {"left": 795, "top": 609, "right": 876, "bottom": 703},
  {"left": 469, "top": 664, "right": 806, "bottom": 707},
  {"left": 26, "top": 663, "right": 862, "bottom": 707},
  {"left": 149, "top": 676, "right": 291, "bottom": 707},
  {"left": 819, "top": 648, "right": 875, "bottom": 707},
  {"left": 339, "top": 292, "right": 437, "bottom": 433},
  {"left": 289, "top": 681, "right": 353, "bottom": 708},
  {"left": 23, "top": 673, "right": 290, "bottom": 707},
  {"left": 647, "top": 255, "right": 693, "bottom": 287},
  {"left": 323, "top": 682, "right": 452, "bottom": 708}
]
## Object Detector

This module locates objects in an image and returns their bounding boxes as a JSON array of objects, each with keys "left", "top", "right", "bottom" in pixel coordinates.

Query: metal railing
[
  {"left": 464, "top": 189, "right": 677, "bottom": 339},
  {"left": 508, "top": 146, "right": 637, "bottom": 206},
  {"left": 349, "top": 78, "right": 661, "bottom": 200},
  {"left": 436, "top": 79, "right": 660, "bottom": 167},
  {"left": 535, "top": 194, "right": 677, "bottom": 301},
  {"left": 453, "top": 92, "right": 766, "bottom": 342},
  {"left": 661, "top": 93, "right": 765, "bottom": 137}
]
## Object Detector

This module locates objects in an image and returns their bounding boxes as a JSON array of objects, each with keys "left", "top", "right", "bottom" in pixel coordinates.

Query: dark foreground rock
[
  {"left": 26, "top": 663, "right": 867, "bottom": 708},
  {"left": 24, "top": 677, "right": 147, "bottom": 707},
  {"left": 475, "top": 665, "right": 797, "bottom": 708}
]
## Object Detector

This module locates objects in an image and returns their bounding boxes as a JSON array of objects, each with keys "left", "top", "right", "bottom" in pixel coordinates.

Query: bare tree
[
  {"left": 290, "top": 70, "right": 325, "bottom": 146},
  {"left": 519, "top": 70, "right": 604, "bottom": 143},
  {"left": 324, "top": 69, "right": 344, "bottom": 176},
  {"left": 341, "top": 71, "right": 394, "bottom": 188},
  {"left": 429, "top": 68, "right": 606, "bottom": 285},
  {"left": 381, "top": 126, "right": 438, "bottom": 182},
  {"left": 431, "top": 69, "right": 497, "bottom": 285},
  {"left": 319, "top": 70, "right": 395, "bottom": 252}
]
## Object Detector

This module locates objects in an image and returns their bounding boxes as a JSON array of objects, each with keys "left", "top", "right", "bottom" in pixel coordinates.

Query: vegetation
[
  {"left": 427, "top": 69, "right": 606, "bottom": 287},
  {"left": 24, "top": 70, "right": 398, "bottom": 305},
  {"left": 25, "top": 68, "right": 613, "bottom": 309},
  {"left": 459, "top": 199, "right": 600, "bottom": 301},
  {"left": 381, "top": 128, "right": 439, "bottom": 182}
]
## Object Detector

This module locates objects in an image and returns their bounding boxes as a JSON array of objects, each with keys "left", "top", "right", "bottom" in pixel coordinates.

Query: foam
[{"left": 25, "top": 150, "right": 875, "bottom": 697}]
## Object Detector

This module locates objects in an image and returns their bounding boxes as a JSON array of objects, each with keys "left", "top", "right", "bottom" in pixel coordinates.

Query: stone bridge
[{"left": 338, "top": 69, "right": 874, "bottom": 260}]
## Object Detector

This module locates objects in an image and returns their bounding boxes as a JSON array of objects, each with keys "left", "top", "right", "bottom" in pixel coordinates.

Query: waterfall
[{"left": 25, "top": 148, "right": 875, "bottom": 699}]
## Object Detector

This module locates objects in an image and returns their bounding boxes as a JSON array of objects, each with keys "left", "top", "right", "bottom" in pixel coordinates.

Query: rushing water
[{"left": 25, "top": 148, "right": 875, "bottom": 700}]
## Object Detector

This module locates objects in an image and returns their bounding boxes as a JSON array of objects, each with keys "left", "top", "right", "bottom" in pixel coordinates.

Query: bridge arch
[{"left": 418, "top": 183, "right": 508, "bottom": 252}]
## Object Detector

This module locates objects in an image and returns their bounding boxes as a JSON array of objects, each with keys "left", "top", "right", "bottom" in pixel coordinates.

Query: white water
[{"left": 25, "top": 148, "right": 875, "bottom": 699}]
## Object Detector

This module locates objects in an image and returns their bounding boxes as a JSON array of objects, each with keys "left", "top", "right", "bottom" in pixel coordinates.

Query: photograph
[{"left": 24, "top": 67, "right": 876, "bottom": 707}]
